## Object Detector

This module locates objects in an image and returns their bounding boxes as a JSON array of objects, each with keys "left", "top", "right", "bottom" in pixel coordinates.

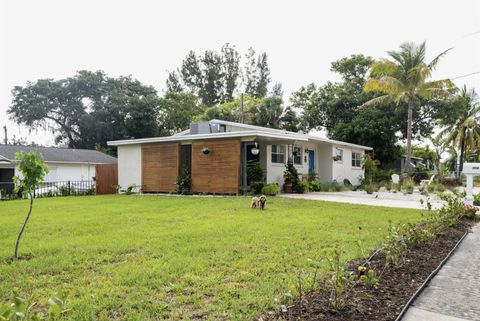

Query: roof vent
[{"left": 190, "top": 122, "right": 211, "bottom": 135}]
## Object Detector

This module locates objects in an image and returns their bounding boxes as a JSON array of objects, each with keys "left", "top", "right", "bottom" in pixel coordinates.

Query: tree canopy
[
  {"left": 9, "top": 70, "right": 160, "bottom": 149},
  {"left": 166, "top": 44, "right": 275, "bottom": 106}
]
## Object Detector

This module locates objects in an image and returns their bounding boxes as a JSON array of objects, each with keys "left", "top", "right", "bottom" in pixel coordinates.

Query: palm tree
[
  {"left": 362, "top": 41, "right": 454, "bottom": 176},
  {"left": 431, "top": 135, "right": 445, "bottom": 182},
  {"left": 438, "top": 86, "right": 480, "bottom": 177}
]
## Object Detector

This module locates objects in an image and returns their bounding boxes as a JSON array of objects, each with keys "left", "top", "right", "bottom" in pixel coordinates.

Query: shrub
[
  {"left": 308, "top": 180, "right": 322, "bottom": 192},
  {"left": 402, "top": 178, "right": 415, "bottom": 194},
  {"left": 294, "top": 180, "right": 309, "bottom": 194},
  {"left": 435, "top": 183, "right": 446, "bottom": 192},
  {"left": 333, "top": 183, "right": 345, "bottom": 192},
  {"left": 284, "top": 158, "right": 299, "bottom": 186},
  {"left": 474, "top": 194, "right": 480, "bottom": 206},
  {"left": 365, "top": 184, "right": 374, "bottom": 194},
  {"left": 124, "top": 184, "right": 138, "bottom": 195},
  {"left": 175, "top": 166, "right": 191, "bottom": 195},
  {"left": 249, "top": 181, "right": 265, "bottom": 195},
  {"left": 247, "top": 161, "right": 265, "bottom": 183},
  {"left": 427, "top": 183, "right": 435, "bottom": 193},
  {"left": 261, "top": 183, "right": 280, "bottom": 196}
]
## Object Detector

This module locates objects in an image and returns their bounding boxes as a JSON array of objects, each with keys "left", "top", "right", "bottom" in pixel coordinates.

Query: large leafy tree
[
  {"left": 8, "top": 71, "right": 160, "bottom": 149},
  {"left": 293, "top": 55, "right": 402, "bottom": 164},
  {"left": 293, "top": 55, "right": 376, "bottom": 131},
  {"left": 362, "top": 42, "right": 455, "bottom": 174},
  {"left": 167, "top": 45, "right": 274, "bottom": 106},
  {"left": 158, "top": 92, "right": 205, "bottom": 135},
  {"left": 438, "top": 86, "right": 480, "bottom": 176}
]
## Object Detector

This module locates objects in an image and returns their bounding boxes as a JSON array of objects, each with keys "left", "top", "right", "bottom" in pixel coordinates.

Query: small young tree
[{"left": 13, "top": 151, "right": 49, "bottom": 259}]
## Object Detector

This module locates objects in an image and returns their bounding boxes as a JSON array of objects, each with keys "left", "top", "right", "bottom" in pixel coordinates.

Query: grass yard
[{"left": 0, "top": 195, "right": 422, "bottom": 320}]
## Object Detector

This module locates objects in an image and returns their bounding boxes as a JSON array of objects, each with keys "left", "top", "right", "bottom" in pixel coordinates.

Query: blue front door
[{"left": 308, "top": 150, "right": 315, "bottom": 173}]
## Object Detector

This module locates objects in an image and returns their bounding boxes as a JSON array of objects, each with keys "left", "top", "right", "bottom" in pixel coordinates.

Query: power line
[{"left": 451, "top": 71, "right": 480, "bottom": 80}]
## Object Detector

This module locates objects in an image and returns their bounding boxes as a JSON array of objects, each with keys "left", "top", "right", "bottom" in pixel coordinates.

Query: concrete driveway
[{"left": 280, "top": 190, "right": 444, "bottom": 210}]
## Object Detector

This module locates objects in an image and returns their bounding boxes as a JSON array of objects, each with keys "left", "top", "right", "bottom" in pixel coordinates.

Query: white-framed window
[
  {"left": 352, "top": 151, "right": 362, "bottom": 168},
  {"left": 335, "top": 148, "right": 343, "bottom": 162},
  {"left": 271, "top": 145, "right": 285, "bottom": 164},
  {"left": 293, "top": 146, "right": 302, "bottom": 165}
]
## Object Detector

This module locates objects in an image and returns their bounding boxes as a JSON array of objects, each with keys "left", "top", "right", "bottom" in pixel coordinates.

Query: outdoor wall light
[
  {"left": 251, "top": 142, "right": 260, "bottom": 155},
  {"left": 202, "top": 147, "right": 210, "bottom": 155}
]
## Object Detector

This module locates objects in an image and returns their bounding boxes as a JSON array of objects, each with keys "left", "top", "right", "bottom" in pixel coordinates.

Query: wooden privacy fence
[{"left": 96, "top": 164, "right": 118, "bottom": 195}]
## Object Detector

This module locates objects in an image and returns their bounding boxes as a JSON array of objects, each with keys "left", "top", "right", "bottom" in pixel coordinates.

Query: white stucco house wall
[
  {"left": 108, "top": 120, "right": 372, "bottom": 193},
  {"left": 0, "top": 144, "right": 117, "bottom": 193}
]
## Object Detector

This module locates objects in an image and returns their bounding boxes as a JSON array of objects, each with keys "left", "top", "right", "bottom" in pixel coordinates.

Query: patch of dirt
[{"left": 263, "top": 221, "right": 473, "bottom": 321}]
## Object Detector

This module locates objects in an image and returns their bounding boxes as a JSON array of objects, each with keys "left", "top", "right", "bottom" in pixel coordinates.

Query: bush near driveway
[{"left": 0, "top": 195, "right": 422, "bottom": 320}]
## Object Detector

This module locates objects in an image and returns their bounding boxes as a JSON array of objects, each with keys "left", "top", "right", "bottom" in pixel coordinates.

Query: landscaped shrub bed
[{"left": 263, "top": 196, "right": 477, "bottom": 321}]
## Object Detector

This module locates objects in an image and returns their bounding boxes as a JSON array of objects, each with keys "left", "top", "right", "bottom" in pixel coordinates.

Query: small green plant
[
  {"left": 383, "top": 223, "right": 408, "bottom": 268},
  {"left": 435, "top": 183, "right": 446, "bottom": 192},
  {"left": 175, "top": 166, "right": 192, "bottom": 195},
  {"left": 473, "top": 193, "right": 480, "bottom": 206},
  {"left": 357, "top": 266, "right": 378, "bottom": 287},
  {"left": 322, "top": 248, "right": 353, "bottom": 310},
  {"left": 405, "top": 222, "right": 434, "bottom": 247},
  {"left": 247, "top": 161, "right": 265, "bottom": 194},
  {"left": 294, "top": 180, "right": 309, "bottom": 194},
  {"left": 362, "top": 154, "right": 379, "bottom": 185},
  {"left": 284, "top": 158, "right": 299, "bottom": 187},
  {"left": 12, "top": 152, "right": 49, "bottom": 260},
  {"left": 307, "top": 170, "right": 317, "bottom": 182},
  {"left": 0, "top": 288, "right": 69, "bottom": 320},
  {"left": 123, "top": 184, "right": 138, "bottom": 195},
  {"left": 261, "top": 183, "right": 280, "bottom": 196},
  {"left": 402, "top": 178, "right": 415, "bottom": 194},
  {"left": 307, "top": 180, "right": 322, "bottom": 192},
  {"left": 112, "top": 184, "right": 120, "bottom": 193}
]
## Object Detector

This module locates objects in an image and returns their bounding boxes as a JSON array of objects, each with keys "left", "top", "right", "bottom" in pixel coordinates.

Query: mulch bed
[{"left": 263, "top": 220, "right": 473, "bottom": 321}]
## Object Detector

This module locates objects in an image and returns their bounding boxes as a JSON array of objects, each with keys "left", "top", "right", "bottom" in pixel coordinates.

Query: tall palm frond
[{"left": 362, "top": 41, "right": 453, "bottom": 175}]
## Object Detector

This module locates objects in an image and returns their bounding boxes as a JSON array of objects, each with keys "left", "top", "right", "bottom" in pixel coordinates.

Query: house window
[
  {"left": 352, "top": 152, "right": 362, "bottom": 168},
  {"left": 219, "top": 124, "right": 226, "bottom": 132},
  {"left": 335, "top": 148, "right": 343, "bottom": 162},
  {"left": 271, "top": 145, "right": 285, "bottom": 164},
  {"left": 293, "top": 146, "right": 302, "bottom": 165}
]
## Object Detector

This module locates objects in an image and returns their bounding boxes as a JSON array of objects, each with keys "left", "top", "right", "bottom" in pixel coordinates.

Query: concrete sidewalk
[
  {"left": 280, "top": 191, "right": 444, "bottom": 210},
  {"left": 401, "top": 223, "right": 480, "bottom": 321}
]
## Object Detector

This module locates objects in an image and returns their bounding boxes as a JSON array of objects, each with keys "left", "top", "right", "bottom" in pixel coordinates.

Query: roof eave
[{"left": 107, "top": 130, "right": 308, "bottom": 146}]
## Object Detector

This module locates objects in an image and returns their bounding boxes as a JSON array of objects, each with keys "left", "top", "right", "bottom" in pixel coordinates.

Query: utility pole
[
  {"left": 240, "top": 93, "right": 244, "bottom": 124},
  {"left": 3, "top": 126, "right": 6, "bottom": 145}
]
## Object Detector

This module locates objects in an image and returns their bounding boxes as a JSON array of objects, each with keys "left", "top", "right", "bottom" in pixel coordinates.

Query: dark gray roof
[{"left": 0, "top": 144, "right": 117, "bottom": 164}]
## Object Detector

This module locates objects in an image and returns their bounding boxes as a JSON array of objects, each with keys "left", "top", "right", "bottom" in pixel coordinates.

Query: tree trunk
[
  {"left": 435, "top": 157, "right": 442, "bottom": 183},
  {"left": 403, "top": 94, "right": 414, "bottom": 178},
  {"left": 458, "top": 131, "right": 466, "bottom": 178},
  {"left": 14, "top": 194, "right": 34, "bottom": 259}
]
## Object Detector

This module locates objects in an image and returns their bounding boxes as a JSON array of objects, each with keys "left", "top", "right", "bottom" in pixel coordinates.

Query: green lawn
[{"left": 0, "top": 195, "right": 422, "bottom": 320}]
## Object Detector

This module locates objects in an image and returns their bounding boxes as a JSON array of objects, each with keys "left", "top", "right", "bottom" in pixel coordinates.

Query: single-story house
[
  {"left": 0, "top": 144, "right": 117, "bottom": 193},
  {"left": 107, "top": 120, "right": 372, "bottom": 194}
]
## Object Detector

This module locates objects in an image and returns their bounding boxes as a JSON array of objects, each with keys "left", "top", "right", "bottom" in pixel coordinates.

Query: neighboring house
[
  {"left": 108, "top": 120, "right": 372, "bottom": 194},
  {"left": 399, "top": 155, "right": 428, "bottom": 171},
  {"left": 0, "top": 144, "right": 117, "bottom": 193}
]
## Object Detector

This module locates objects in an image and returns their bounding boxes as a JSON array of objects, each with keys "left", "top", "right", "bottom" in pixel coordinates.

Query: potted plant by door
[{"left": 283, "top": 169, "right": 293, "bottom": 193}]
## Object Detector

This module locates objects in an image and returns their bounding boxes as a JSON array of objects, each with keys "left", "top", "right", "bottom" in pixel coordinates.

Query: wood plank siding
[
  {"left": 191, "top": 139, "right": 241, "bottom": 194},
  {"left": 141, "top": 143, "right": 180, "bottom": 192}
]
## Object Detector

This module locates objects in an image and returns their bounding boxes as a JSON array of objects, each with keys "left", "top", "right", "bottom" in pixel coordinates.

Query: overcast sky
[{"left": 1, "top": 0, "right": 479, "bottom": 146}]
